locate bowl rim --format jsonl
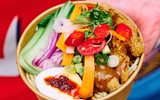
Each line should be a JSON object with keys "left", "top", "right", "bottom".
{"left": 16, "top": 1, "right": 144, "bottom": 100}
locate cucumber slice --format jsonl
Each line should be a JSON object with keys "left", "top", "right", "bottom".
{"left": 102, "top": 44, "right": 111, "bottom": 54}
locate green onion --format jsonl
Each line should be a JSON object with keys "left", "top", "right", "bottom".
{"left": 75, "top": 63, "right": 84, "bottom": 76}
{"left": 95, "top": 54, "right": 109, "bottom": 65}
{"left": 64, "top": 63, "right": 76, "bottom": 74}
{"left": 72, "top": 55, "right": 82, "bottom": 64}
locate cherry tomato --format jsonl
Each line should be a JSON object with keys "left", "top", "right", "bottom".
{"left": 77, "top": 38, "right": 106, "bottom": 55}
{"left": 94, "top": 24, "right": 111, "bottom": 38}
{"left": 87, "top": 6, "right": 94, "bottom": 10}
{"left": 115, "top": 23, "right": 132, "bottom": 40}
{"left": 65, "top": 31, "right": 84, "bottom": 47}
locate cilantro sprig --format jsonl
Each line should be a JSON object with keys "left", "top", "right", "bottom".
{"left": 72, "top": 3, "right": 114, "bottom": 40}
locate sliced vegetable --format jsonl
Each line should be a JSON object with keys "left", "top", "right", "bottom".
{"left": 65, "top": 31, "right": 84, "bottom": 47}
{"left": 79, "top": 55, "right": 95, "bottom": 98}
{"left": 77, "top": 38, "right": 106, "bottom": 55}
{"left": 19, "top": 1, "right": 74, "bottom": 75}
{"left": 72, "top": 55, "right": 82, "bottom": 64}
{"left": 75, "top": 63, "right": 84, "bottom": 76}
{"left": 95, "top": 54, "right": 109, "bottom": 65}
{"left": 102, "top": 44, "right": 111, "bottom": 54}
{"left": 32, "top": 31, "right": 61, "bottom": 67}
{"left": 111, "top": 30, "right": 126, "bottom": 41}
{"left": 75, "top": 28, "right": 89, "bottom": 32}
{"left": 64, "top": 63, "right": 76, "bottom": 74}
{"left": 107, "top": 55, "right": 119, "bottom": 68}
{"left": 94, "top": 24, "right": 110, "bottom": 38}
{"left": 38, "top": 13, "right": 54, "bottom": 27}
{"left": 61, "top": 53, "right": 74, "bottom": 66}
{"left": 115, "top": 23, "right": 132, "bottom": 40}
{"left": 87, "top": 6, "right": 94, "bottom": 10}
{"left": 56, "top": 33, "right": 66, "bottom": 52}
{"left": 57, "top": 3, "right": 84, "bottom": 66}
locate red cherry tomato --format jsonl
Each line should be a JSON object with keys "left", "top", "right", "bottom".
{"left": 77, "top": 38, "right": 106, "bottom": 55}
{"left": 94, "top": 24, "right": 111, "bottom": 38}
{"left": 115, "top": 23, "right": 132, "bottom": 40}
{"left": 87, "top": 6, "right": 94, "bottom": 10}
{"left": 65, "top": 31, "right": 84, "bottom": 47}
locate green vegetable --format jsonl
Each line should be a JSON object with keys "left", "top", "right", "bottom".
{"left": 102, "top": 44, "right": 111, "bottom": 54}
{"left": 38, "top": 13, "right": 55, "bottom": 27}
{"left": 72, "top": 55, "right": 82, "bottom": 64}
{"left": 75, "top": 63, "right": 84, "bottom": 76}
{"left": 19, "top": 1, "right": 74, "bottom": 75}
{"left": 72, "top": 3, "right": 114, "bottom": 30}
{"left": 94, "top": 53, "right": 101, "bottom": 58}
{"left": 64, "top": 63, "right": 76, "bottom": 74}
{"left": 19, "top": 26, "right": 45, "bottom": 74}
{"left": 83, "top": 30, "right": 95, "bottom": 41}
{"left": 95, "top": 54, "right": 109, "bottom": 65}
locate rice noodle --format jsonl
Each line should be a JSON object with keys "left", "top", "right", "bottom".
{"left": 129, "top": 57, "right": 140, "bottom": 75}
{"left": 26, "top": 73, "right": 37, "bottom": 89}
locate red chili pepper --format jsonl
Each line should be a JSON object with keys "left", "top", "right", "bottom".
{"left": 115, "top": 23, "right": 132, "bottom": 40}
{"left": 77, "top": 38, "right": 106, "bottom": 55}
{"left": 87, "top": 6, "right": 94, "bottom": 10}
{"left": 94, "top": 24, "right": 110, "bottom": 38}
{"left": 65, "top": 31, "right": 84, "bottom": 47}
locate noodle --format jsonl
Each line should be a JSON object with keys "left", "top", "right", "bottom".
{"left": 129, "top": 57, "right": 140, "bottom": 75}
{"left": 26, "top": 72, "right": 37, "bottom": 89}
{"left": 91, "top": 91, "right": 108, "bottom": 100}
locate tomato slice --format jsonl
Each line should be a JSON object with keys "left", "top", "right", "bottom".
{"left": 94, "top": 24, "right": 110, "bottom": 38}
{"left": 77, "top": 38, "right": 106, "bottom": 55}
{"left": 87, "top": 6, "right": 94, "bottom": 10}
{"left": 65, "top": 31, "right": 84, "bottom": 47}
{"left": 115, "top": 23, "right": 132, "bottom": 40}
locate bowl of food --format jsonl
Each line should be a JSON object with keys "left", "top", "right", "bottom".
{"left": 16, "top": 1, "right": 144, "bottom": 100}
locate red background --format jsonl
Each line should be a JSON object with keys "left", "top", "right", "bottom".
{"left": 0, "top": 0, "right": 77, "bottom": 100}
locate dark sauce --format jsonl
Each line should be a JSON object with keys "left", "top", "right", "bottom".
{"left": 44, "top": 75, "right": 80, "bottom": 99}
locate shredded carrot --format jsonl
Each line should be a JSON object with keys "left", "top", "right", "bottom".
{"left": 61, "top": 53, "right": 74, "bottom": 66}
{"left": 111, "top": 30, "right": 126, "bottom": 41}
{"left": 75, "top": 28, "right": 89, "bottom": 32}
{"left": 56, "top": 33, "right": 66, "bottom": 52}
{"left": 79, "top": 55, "right": 95, "bottom": 98}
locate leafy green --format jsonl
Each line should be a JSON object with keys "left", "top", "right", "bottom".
{"left": 72, "top": 3, "right": 114, "bottom": 30}
{"left": 38, "top": 13, "right": 55, "bottom": 27}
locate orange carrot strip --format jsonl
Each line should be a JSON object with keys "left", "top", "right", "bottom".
{"left": 61, "top": 53, "right": 74, "bottom": 66}
{"left": 79, "top": 55, "right": 95, "bottom": 98}
{"left": 75, "top": 28, "right": 89, "bottom": 32}
{"left": 111, "top": 30, "right": 126, "bottom": 41}
{"left": 56, "top": 33, "right": 66, "bottom": 52}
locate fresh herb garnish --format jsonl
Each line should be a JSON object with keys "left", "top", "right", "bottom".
{"left": 72, "top": 3, "right": 114, "bottom": 29}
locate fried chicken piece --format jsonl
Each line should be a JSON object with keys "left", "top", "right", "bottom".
{"left": 109, "top": 37, "right": 130, "bottom": 84}
{"left": 94, "top": 64, "right": 120, "bottom": 92}
{"left": 115, "top": 57, "right": 130, "bottom": 84}
{"left": 127, "top": 37, "right": 144, "bottom": 57}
